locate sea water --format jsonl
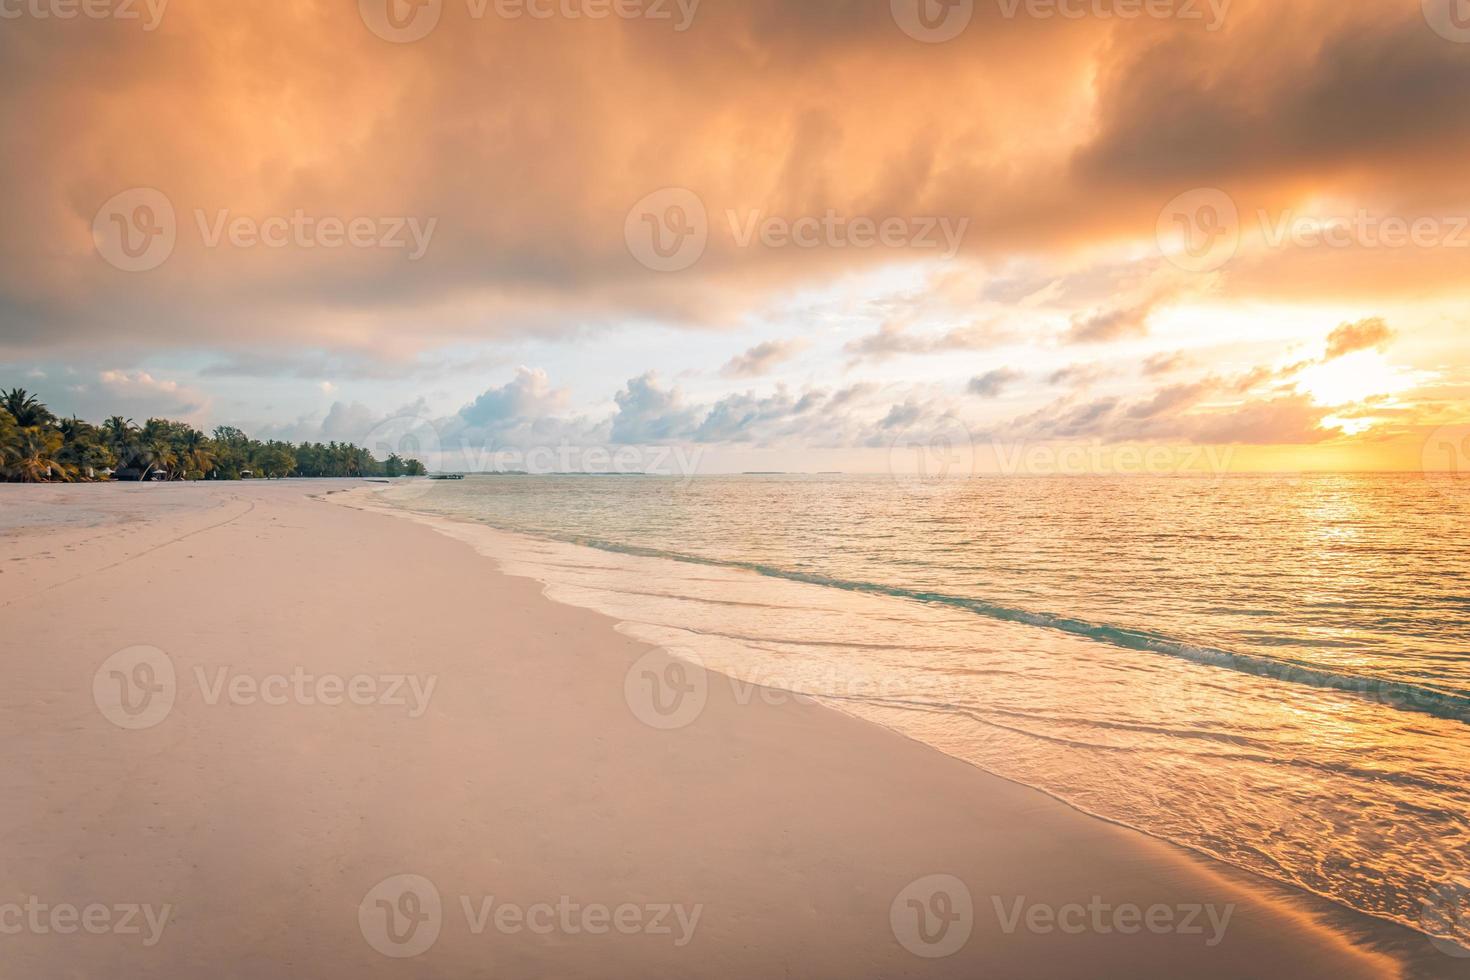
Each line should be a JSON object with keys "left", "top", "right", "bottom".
{"left": 379, "top": 472, "right": 1470, "bottom": 953}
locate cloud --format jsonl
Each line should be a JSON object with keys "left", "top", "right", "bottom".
{"left": 1143, "top": 352, "right": 1193, "bottom": 377}
{"left": 1325, "top": 317, "right": 1394, "bottom": 360}
{"left": 1123, "top": 381, "right": 1214, "bottom": 421}
{"left": 1074, "top": 9, "right": 1470, "bottom": 192}
{"left": 1187, "top": 394, "right": 1335, "bottom": 445}
{"left": 968, "top": 368, "right": 1022, "bottom": 398}
{"left": 1009, "top": 376, "right": 1337, "bottom": 446}
{"left": 609, "top": 373, "right": 703, "bottom": 444}
{"left": 597, "top": 371, "right": 968, "bottom": 449}
{"left": 844, "top": 318, "right": 1010, "bottom": 362}
{"left": 459, "top": 367, "right": 568, "bottom": 429}
{"left": 316, "top": 402, "right": 381, "bottom": 443}
{"left": 1049, "top": 364, "right": 1106, "bottom": 387}
{"left": 879, "top": 399, "right": 925, "bottom": 430}
{"left": 1067, "top": 301, "right": 1155, "bottom": 344}
{"left": 1, "top": 0, "right": 1461, "bottom": 468}
{"left": 82, "top": 370, "right": 210, "bottom": 422}
{"left": 1, "top": 0, "right": 1463, "bottom": 366}
{"left": 0, "top": 367, "right": 211, "bottom": 428}
{"left": 720, "top": 339, "right": 808, "bottom": 378}
{"left": 695, "top": 386, "right": 810, "bottom": 442}
{"left": 200, "top": 349, "right": 509, "bottom": 382}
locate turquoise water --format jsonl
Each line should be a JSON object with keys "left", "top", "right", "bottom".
{"left": 381, "top": 473, "right": 1470, "bottom": 954}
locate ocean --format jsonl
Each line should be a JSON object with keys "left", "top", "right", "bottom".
{"left": 376, "top": 472, "right": 1470, "bottom": 953}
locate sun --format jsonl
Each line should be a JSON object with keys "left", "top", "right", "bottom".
{"left": 1293, "top": 350, "right": 1414, "bottom": 408}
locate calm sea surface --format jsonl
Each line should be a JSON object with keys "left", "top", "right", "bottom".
{"left": 380, "top": 473, "right": 1470, "bottom": 951}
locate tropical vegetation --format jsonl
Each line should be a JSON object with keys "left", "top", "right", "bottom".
{"left": 0, "top": 388, "right": 426, "bottom": 483}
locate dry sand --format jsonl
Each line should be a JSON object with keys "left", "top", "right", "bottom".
{"left": 0, "top": 481, "right": 1441, "bottom": 977}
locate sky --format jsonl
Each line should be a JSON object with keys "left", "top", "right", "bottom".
{"left": 2, "top": 0, "right": 1468, "bottom": 474}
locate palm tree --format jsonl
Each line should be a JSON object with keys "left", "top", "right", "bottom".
{"left": 178, "top": 429, "right": 216, "bottom": 480}
{"left": 57, "top": 417, "right": 115, "bottom": 480}
{"left": 0, "top": 408, "right": 18, "bottom": 474}
{"left": 139, "top": 439, "right": 177, "bottom": 481}
{"left": 1, "top": 388, "right": 56, "bottom": 428}
{"left": 10, "top": 426, "right": 74, "bottom": 483}
{"left": 101, "top": 416, "right": 137, "bottom": 459}
{"left": 0, "top": 387, "right": 418, "bottom": 482}
{"left": 132, "top": 419, "right": 174, "bottom": 480}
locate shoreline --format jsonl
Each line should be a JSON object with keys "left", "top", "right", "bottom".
{"left": 0, "top": 480, "right": 1449, "bottom": 977}
{"left": 338, "top": 483, "right": 1450, "bottom": 977}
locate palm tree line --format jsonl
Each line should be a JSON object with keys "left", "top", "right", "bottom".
{"left": 0, "top": 388, "right": 426, "bottom": 483}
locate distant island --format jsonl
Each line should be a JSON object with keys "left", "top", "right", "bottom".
{"left": 0, "top": 388, "right": 426, "bottom": 483}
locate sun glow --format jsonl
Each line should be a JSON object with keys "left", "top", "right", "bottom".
{"left": 1293, "top": 350, "right": 1414, "bottom": 407}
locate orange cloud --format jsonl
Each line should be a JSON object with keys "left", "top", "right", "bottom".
{"left": 0, "top": 0, "right": 1465, "bottom": 367}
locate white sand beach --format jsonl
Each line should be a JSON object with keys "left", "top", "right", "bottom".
{"left": 0, "top": 481, "right": 1436, "bottom": 978}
